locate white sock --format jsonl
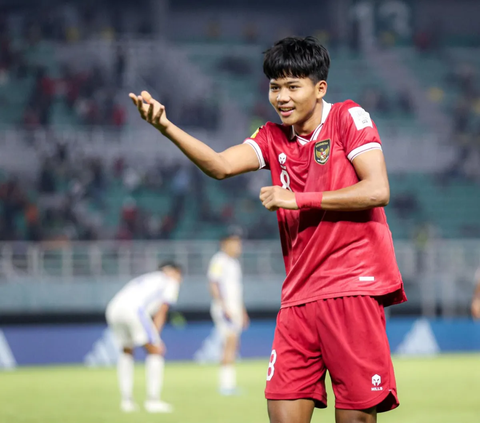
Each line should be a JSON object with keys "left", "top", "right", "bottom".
{"left": 220, "top": 364, "right": 236, "bottom": 391}
{"left": 146, "top": 354, "right": 164, "bottom": 401}
{"left": 117, "top": 353, "right": 134, "bottom": 402}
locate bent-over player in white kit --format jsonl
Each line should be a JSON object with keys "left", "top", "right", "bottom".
{"left": 208, "top": 233, "right": 249, "bottom": 395}
{"left": 106, "top": 261, "right": 182, "bottom": 413}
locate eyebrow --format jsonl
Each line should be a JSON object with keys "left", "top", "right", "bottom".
{"left": 270, "top": 79, "right": 301, "bottom": 85}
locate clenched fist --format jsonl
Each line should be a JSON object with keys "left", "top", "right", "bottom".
{"left": 259, "top": 186, "right": 298, "bottom": 211}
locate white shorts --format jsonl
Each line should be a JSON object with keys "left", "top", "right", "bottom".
{"left": 106, "top": 302, "right": 160, "bottom": 348}
{"left": 210, "top": 303, "right": 243, "bottom": 339}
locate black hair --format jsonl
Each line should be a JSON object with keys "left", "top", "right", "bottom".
{"left": 263, "top": 36, "right": 330, "bottom": 84}
{"left": 220, "top": 225, "right": 244, "bottom": 242}
{"left": 158, "top": 261, "right": 183, "bottom": 273}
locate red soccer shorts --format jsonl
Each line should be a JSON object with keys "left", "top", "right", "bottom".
{"left": 265, "top": 296, "right": 399, "bottom": 412}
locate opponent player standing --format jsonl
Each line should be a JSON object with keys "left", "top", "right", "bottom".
{"left": 129, "top": 36, "right": 406, "bottom": 423}
{"left": 106, "top": 261, "right": 182, "bottom": 413}
{"left": 208, "top": 231, "right": 249, "bottom": 395}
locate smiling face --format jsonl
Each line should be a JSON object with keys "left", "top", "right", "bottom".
{"left": 269, "top": 76, "right": 327, "bottom": 135}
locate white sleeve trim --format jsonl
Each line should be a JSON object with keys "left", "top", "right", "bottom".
{"left": 347, "top": 142, "right": 382, "bottom": 162}
{"left": 244, "top": 139, "right": 266, "bottom": 169}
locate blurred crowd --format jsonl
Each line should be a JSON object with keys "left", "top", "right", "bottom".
{"left": 0, "top": 13, "right": 128, "bottom": 129}
{"left": 0, "top": 138, "right": 277, "bottom": 242}
{"left": 0, "top": 3, "right": 479, "bottom": 243}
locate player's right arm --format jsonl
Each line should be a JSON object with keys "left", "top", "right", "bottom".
{"left": 471, "top": 269, "right": 480, "bottom": 319}
{"left": 153, "top": 303, "right": 169, "bottom": 333}
{"left": 209, "top": 281, "right": 232, "bottom": 320}
{"left": 129, "top": 91, "right": 259, "bottom": 179}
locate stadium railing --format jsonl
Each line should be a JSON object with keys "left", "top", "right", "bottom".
{"left": 0, "top": 240, "right": 478, "bottom": 317}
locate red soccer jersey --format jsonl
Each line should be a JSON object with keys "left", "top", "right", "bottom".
{"left": 244, "top": 100, "right": 406, "bottom": 308}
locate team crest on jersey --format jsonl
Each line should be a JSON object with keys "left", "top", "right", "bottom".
{"left": 314, "top": 139, "right": 330, "bottom": 165}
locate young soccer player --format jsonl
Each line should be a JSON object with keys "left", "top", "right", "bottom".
{"left": 208, "top": 230, "right": 249, "bottom": 395}
{"left": 129, "top": 36, "right": 406, "bottom": 423}
{"left": 105, "top": 261, "right": 182, "bottom": 414}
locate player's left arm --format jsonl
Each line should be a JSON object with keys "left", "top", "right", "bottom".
{"left": 153, "top": 303, "right": 170, "bottom": 334}
{"left": 242, "top": 305, "right": 250, "bottom": 330}
{"left": 259, "top": 149, "right": 389, "bottom": 212}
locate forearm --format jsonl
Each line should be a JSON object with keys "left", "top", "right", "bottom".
{"left": 297, "top": 180, "right": 389, "bottom": 212}
{"left": 153, "top": 313, "right": 167, "bottom": 333}
{"left": 161, "top": 123, "right": 230, "bottom": 180}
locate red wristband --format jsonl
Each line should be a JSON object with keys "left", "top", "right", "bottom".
{"left": 295, "top": 192, "right": 323, "bottom": 209}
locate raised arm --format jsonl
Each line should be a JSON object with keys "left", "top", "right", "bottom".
{"left": 260, "top": 149, "right": 389, "bottom": 212}
{"left": 129, "top": 91, "right": 259, "bottom": 179}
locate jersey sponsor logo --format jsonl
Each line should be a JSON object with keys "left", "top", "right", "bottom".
{"left": 250, "top": 127, "right": 262, "bottom": 139}
{"left": 278, "top": 152, "right": 292, "bottom": 191}
{"left": 314, "top": 139, "right": 331, "bottom": 165}
{"left": 348, "top": 107, "right": 373, "bottom": 130}
{"left": 371, "top": 374, "right": 383, "bottom": 391}
{"left": 280, "top": 170, "right": 292, "bottom": 191}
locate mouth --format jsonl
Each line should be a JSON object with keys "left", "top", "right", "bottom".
{"left": 278, "top": 107, "right": 295, "bottom": 117}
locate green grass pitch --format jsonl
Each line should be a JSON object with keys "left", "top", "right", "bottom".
{"left": 1, "top": 355, "right": 479, "bottom": 423}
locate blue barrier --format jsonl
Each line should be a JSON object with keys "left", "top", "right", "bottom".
{"left": 0, "top": 318, "right": 479, "bottom": 367}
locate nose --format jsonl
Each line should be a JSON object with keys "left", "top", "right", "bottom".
{"left": 277, "top": 88, "right": 290, "bottom": 103}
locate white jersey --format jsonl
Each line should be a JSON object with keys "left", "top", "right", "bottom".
{"left": 208, "top": 251, "right": 243, "bottom": 311}
{"left": 108, "top": 271, "right": 179, "bottom": 316}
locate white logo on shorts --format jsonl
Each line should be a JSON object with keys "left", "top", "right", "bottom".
{"left": 371, "top": 374, "right": 383, "bottom": 391}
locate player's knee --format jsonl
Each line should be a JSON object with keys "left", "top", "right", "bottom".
{"left": 123, "top": 347, "right": 134, "bottom": 355}
{"left": 335, "top": 408, "right": 377, "bottom": 423}
{"left": 144, "top": 343, "right": 164, "bottom": 356}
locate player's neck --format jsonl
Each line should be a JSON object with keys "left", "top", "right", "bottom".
{"left": 293, "top": 102, "right": 324, "bottom": 137}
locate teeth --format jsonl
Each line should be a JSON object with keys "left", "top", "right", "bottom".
{"left": 280, "top": 108, "right": 294, "bottom": 112}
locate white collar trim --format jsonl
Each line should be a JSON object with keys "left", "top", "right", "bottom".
{"left": 294, "top": 100, "right": 332, "bottom": 145}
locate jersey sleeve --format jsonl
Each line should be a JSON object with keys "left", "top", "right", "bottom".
{"left": 163, "top": 281, "right": 179, "bottom": 305}
{"left": 340, "top": 101, "right": 383, "bottom": 162}
{"left": 243, "top": 125, "right": 270, "bottom": 169}
{"left": 207, "top": 256, "right": 223, "bottom": 283}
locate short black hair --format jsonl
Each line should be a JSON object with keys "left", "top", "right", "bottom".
{"left": 220, "top": 225, "right": 243, "bottom": 242}
{"left": 263, "top": 36, "right": 330, "bottom": 84}
{"left": 158, "top": 261, "right": 183, "bottom": 273}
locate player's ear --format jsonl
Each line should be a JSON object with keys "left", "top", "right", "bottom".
{"left": 316, "top": 80, "right": 327, "bottom": 100}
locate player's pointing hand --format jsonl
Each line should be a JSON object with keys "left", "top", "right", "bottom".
{"left": 259, "top": 186, "right": 298, "bottom": 211}
{"left": 128, "top": 91, "right": 170, "bottom": 133}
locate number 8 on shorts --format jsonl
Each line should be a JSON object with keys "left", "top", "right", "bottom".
{"left": 266, "top": 349, "right": 277, "bottom": 381}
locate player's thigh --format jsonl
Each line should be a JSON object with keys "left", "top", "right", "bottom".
{"left": 318, "top": 296, "right": 399, "bottom": 412}
{"left": 265, "top": 304, "right": 327, "bottom": 408}
{"left": 108, "top": 321, "right": 134, "bottom": 348}
{"left": 268, "top": 399, "right": 315, "bottom": 423}
{"left": 106, "top": 307, "right": 135, "bottom": 349}
{"left": 129, "top": 308, "right": 161, "bottom": 347}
